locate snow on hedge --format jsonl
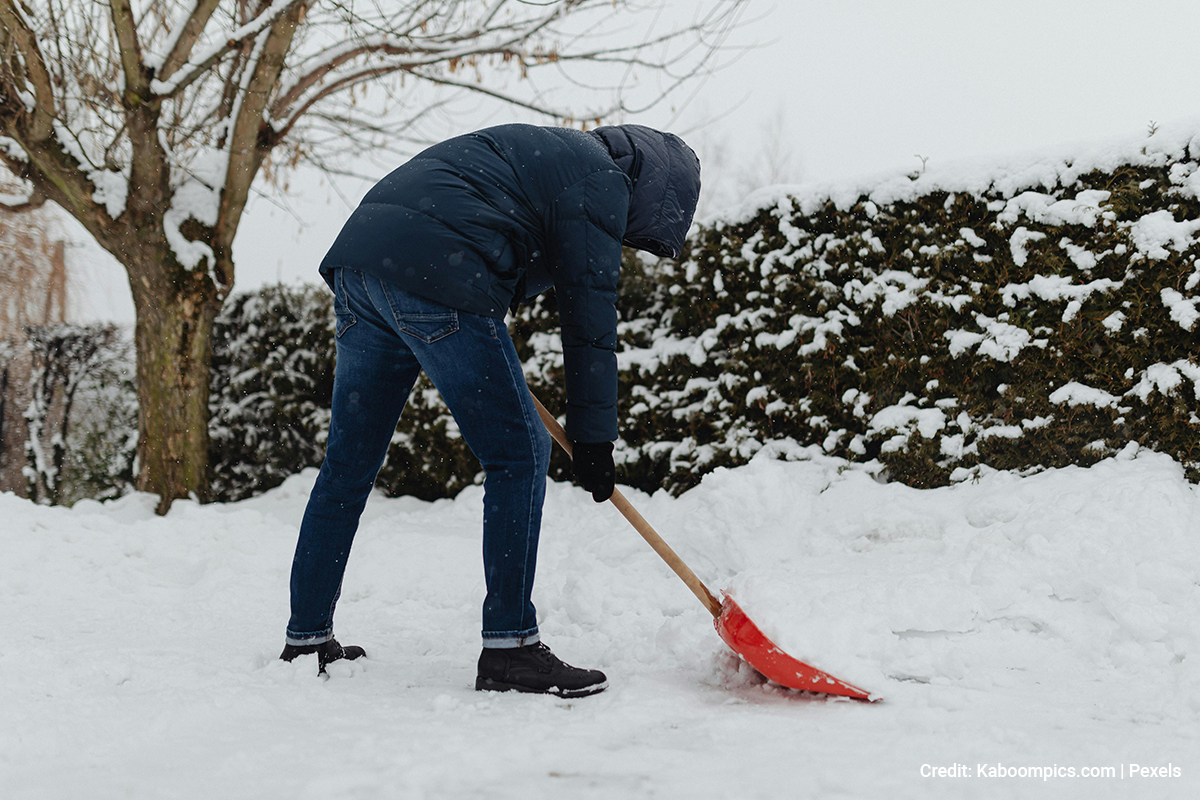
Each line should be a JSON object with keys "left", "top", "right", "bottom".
{"left": 707, "top": 118, "right": 1200, "bottom": 228}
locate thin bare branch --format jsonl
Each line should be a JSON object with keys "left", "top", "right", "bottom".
{"left": 406, "top": 67, "right": 619, "bottom": 123}
{"left": 157, "top": 0, "right": 222, "bottom": 83}
{"left": 273, "top": 63, "right": 406, "bottom": 141}
{"left": 271, "top": 34, "right": 554, "bottom": 122}
{"left": 152, "top": 0, "right": 307, "bottom": 99}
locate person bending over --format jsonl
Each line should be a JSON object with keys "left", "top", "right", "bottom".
{"left": 280, "top": 123, "right": 701, "bottom": 697}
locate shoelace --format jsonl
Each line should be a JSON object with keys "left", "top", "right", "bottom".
{"left": 526, "top": 643, "right": 586, "bottom": 674}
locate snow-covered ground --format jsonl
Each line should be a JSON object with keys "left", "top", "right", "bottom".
{"left": 5, "top": 446, "right": 1199, "bottom": 799}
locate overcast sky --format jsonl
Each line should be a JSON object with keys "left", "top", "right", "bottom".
{"left": 71, "top": 0, "right": 1200, "bottom": 322}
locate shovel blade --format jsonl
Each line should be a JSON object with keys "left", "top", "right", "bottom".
{"left": 715, "top": 596, "right": 875, "bottom": 701}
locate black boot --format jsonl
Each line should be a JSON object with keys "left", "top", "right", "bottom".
{"left": 476, "top": 641, "right": 607, "bottom": 697}
{"left": 279, "top": 638, "right": 366, "bottom": 674}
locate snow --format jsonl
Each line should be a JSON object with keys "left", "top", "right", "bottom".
{"left": 90, "top": 168, "right": 129, "bottom": 220}
{"left": 1049, "top": 382, "right": 1121, "bottom": 410}
{"left": 1130, "top": 361, "right": 1200, "bottom": 403}
{"left": 1161, "top": 287, "right": 1200, "bottom": 332}
{"left": 5, "top": 448, "right": 1199, "bottom": 798}
{"left": 1102, "top": 310, "right": 1127, "bottom": 332}
{"left": 701, "top": 116, "right": 1200, "bottom": 230}
{"left": 868, "top": 403, "right": 947, "bottom": 453}
{"left": 1000, "top": 274, "right": 1122, "bottom": 317}
{"left": 615, "top": 332, "right": 704, "bottom": 372}
{"left": 163, "top": 152, "right": 224, "bottom": 272}
{"left": 959, "top": 227, "right": 987, "bottom": 248}
{"left": 945, "top": 314, "right": 1042, "bottom": 363}
{"left": 994, "top": 190, "right": 1111, "bottom": 229}
{"left": 847, "top": 270, "right": 929, "bottom": 316}
{"left": 1129, "top": 211, "right": 1200, "bottom": 261}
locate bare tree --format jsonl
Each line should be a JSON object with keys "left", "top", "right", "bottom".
{"left": 0, "top": 0, "right": 746, "bottom": 513}
{"left": 0, "top": 194, "right": 67, "bottom": 495}
{"left": 0, "top": 204, "right": 66, "bottom": 342}
{"left": 22, "top": 322, "right": 125, "bottom": 505}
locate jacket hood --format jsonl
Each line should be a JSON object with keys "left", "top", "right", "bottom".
{"left": 587, "top": 124, "right": 700, "bottom": 259}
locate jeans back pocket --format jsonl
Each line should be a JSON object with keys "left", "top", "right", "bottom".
{"left": 333, "top": 269, "right": 358, "bottom": 339}
{"left": 382, "top": 281, "right": 461, "bottom": 344}
{"left": 396, "top": 311, "right": 459, "bottom": 344}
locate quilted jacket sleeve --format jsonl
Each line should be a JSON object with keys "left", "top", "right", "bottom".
{"left": 546, "top": 169, "right": 631, "bottom": 443}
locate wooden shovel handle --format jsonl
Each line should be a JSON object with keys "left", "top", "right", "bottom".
{"left": 530, "top": 392, "right": 723, "bottom": 619}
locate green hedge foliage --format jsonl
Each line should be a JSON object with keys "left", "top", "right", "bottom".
{"left": 207, "top": 284, "right": 486, "bottom": 502}
{"left": 209, "top": 285, "right": 337, "bottom": 501}
{"left": 590, "top": 134, "right": 1200, "bottom": 492}
{"left": 210, "top": 128, "right": 1200, "bottom": 500}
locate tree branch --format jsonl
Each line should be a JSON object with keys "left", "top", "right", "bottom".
{"left": 0, "top": 182, "right": 45, "bottom": 211}
{"left": 0, "top": 120, "right": 112, "bottom": 244}
{"left": 0, "top": 0, "right": 57, "bottom": 140}
{"left": 268, "top": 0, "right": 581, "bottom": 122}
{"left": 271, "top": 31, "right": 557, "bottom": 123}
{"left": 403, "top": 67, "right": 617, "bottom": 123}
{"left": 272, "top": 62, "right": 410, "bottom": 141}
{"left": 157, "top": 0, "right": 222, "bottom": 83}
{"left": 213, "top": 0, "right": 309, "bottom": 288}
{"left": 107, "top": 0, "right": 147, "bottom": 97}
{"left": 151, "top": 0, "right": 307, "bottom": 99}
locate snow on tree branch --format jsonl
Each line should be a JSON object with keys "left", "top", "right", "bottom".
{"left": 0, "top": 0, "right": 747, "bottom": 510}
{"left": 149, "top": 0, "right": 305, "bottom": 98}
{"left": 152, "top": 0, "right": 222, "bottom": 81}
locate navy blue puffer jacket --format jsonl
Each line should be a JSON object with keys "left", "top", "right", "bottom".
{"left": 319, "top": 123, "right": 700, "bottom": 442}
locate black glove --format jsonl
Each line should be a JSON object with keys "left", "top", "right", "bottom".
{"left": 571, "top": 441, "right": 615, "bottom": 503}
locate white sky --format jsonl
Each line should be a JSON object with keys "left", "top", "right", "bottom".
{"left": 71, "top": 0, "right": 1200, "bottom": 322}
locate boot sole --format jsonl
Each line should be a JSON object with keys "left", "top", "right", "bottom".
{"left": 475, "top": 676, "right": 608, "bottom": 698}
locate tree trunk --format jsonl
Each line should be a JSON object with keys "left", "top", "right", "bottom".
{"left": 128, "top": 250, "right": 220, "bottom": 514}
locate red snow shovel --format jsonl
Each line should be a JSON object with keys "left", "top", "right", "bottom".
{"left": 531, "top": 394, "right": 874, "bottom": 701}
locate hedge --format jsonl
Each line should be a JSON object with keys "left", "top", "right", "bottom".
{"left": 592, "top": 126, "right": 1200, "bottom": 492}
{"left": 210, "top": 123, "right": 1200, "bottom": 500}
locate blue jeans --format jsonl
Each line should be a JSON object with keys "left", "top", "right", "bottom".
{"left": 286, "top": 268, "right": 551, "bottom": 648}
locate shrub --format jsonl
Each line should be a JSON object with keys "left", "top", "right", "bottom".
{"left": 209, "top": 284, "right": 337, "bottom": 502}
{"left": 21, "top": 323, "right": 135, "bottom": 505}
{"left": 207, "top": 283, "right": 491, "bottom": 503}
{"left": 212, "top": 124, "right": 1200, "bottom": 501}
{"left": 599, "top": 127, "right": 1200, "bottom": 492}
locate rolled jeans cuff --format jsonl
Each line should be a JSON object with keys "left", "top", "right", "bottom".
{"left": 481, "top": 629, "right": 540, "bottom": 649}
{"left": 285, "top": 628, "right": 334, "bottom": 647}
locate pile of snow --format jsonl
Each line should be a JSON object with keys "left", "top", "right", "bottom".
{"left": 5, "top": 448, "right": 1199, "bottom": 798}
